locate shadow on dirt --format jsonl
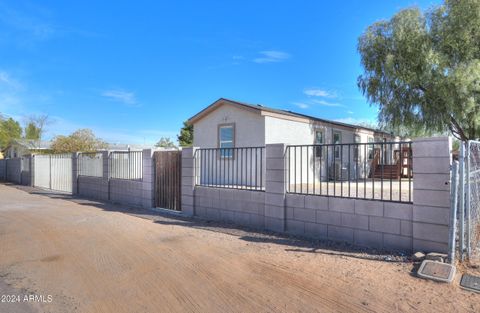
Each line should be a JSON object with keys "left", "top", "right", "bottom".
{"left": 12, "top": 184, "right": 410, "bottom": 263}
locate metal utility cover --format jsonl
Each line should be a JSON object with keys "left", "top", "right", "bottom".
{"left": 460, "top": 274, "right": 480, "bottom": 293}
{"left": 417, "top": 260, "right": 456, "bottom": 283}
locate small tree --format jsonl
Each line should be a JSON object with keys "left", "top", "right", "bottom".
{"left": 155, "top": 137, "right": 177, "bottom": 148}
{"left": 24, "top": 122, "right": 41, "bottom": 140}
{"left": 177, "top": 121, "right": 193, "bottom": 147}
{"left": 358, "top": 0, "right": 480, "bottom": 141}
{"left": 50, "top": 129, "right": 108, "bottom": 153}
{"left": 23, "top": 115, "right": 51, "bottom": 140}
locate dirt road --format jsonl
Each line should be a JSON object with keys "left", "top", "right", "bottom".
{"left": 0, "top": 184, "right": 477, "bottom": 312}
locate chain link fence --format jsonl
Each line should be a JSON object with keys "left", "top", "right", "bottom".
{"left": 467, "top": 140, "right": 480, "bottom": 262}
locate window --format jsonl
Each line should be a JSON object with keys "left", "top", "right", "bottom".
{"left": 353, "top": 135, "right": 361, "bottom": 160}
{"left": 333, "top": 131, "right": 342, "bottom": 159}
{"left": 218, "top": 124, "right": 234, "bottom": 158}
{"left": 314, "top": 130, "right": 324, "bottom": 158}
{"left": 367, "top": 137, "right": 374, "bottom": 160}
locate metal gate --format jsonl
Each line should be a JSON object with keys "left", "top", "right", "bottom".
{"left": 154, "top": 150, "right": 181, "bottom": 211}
{"left": 33, "top": 154, "right": 73, "bottom": 193}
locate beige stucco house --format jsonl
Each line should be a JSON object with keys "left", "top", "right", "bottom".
{"left": 188, "top": 98, "right": 403, "bottom": 186}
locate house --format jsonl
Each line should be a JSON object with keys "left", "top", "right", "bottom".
{"left": 188, "top": 98, "right": 407, "bottom": 186}
{"left": 3, "top": 139, "right": 53, "bottom": 158}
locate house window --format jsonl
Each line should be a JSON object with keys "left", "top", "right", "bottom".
{"left": 314, "top": 130, "right": 324, "bottom": 158}
{"left": 218, "top": 124, "right": 234, "bottom": 158}
{"left": 367, "top": 137, "right": 374, "bottom": 160}
{"left": 353, "top": 135, "right": 361, "bottom": 160}
{"left": 333, "top": 131, "right": 342, "bottom": 159}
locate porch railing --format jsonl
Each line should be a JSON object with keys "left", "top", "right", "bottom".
{"left": 285, "top": 141, "right": 412, "bottom": 202}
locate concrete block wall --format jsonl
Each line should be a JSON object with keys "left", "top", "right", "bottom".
{"left": 0, "top": 159, "right": 6, "bottom": 181}
{"left": 78, "top": 176, "right": 109, "bottom": 201}
{"left": 412, "top": 136, "right": 452, "bottom": 253}
{"left": 76, "top": 151, "right": 109, "bottom": 201}
{"left": 183, "top": 137, "right": 453, "bottom": 253}
{"left": 106, "top": 149, "right": 154, "bottom": 208}
{"left": 264, "top": 144, "right": 287, "bottom": 232}
{"left": 285, "top": 194, "right": 414, "bottom": 250}
{"left": 6, "top": 158, "right": 21, "bottom": 184}
{"left": 194, "top": 186, "right": 265, "bottom": 228}
{"left": 181, "top": 147, "right": 196, "bottom": 216}
{"left": 73, "top": 150, "right": 154, "bottom": 208}
{"left": 22, "top": 156, "right": 34, "bottom": 186}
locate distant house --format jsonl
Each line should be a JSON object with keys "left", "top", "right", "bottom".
{"left": 3, "top": 139, "right": 53, "bottom": 158}
{"left": 189, "top": 98, "right": 405, "bottom": 186}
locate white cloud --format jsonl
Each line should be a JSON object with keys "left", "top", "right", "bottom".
{"left": 0, "top": 70, "right": 22, "bottom": 90}
{"left": 102, "top": 89, "right": 137, "bottom": 106}
{"left": 253, "top": 50, "right": 290, "bottom": 63}
{"left": 293, "top": 102, "right": 309, "bottom": 109}
{"left": 303, "top": 88, "right": 336, "bottom": 98}
{"left": 312, "top": 99, "right": 344, "bottom": 107}
{"left": 347, "top": 110, "right": 354, "bottom": 114}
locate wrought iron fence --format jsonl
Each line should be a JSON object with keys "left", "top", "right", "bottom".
{"left": 286, "top": 141, "right": 413, "bottom": 202}
{"left": 194, "top": 147, "right": 265, "bottom": 190}
{"left": 78, "top": 152, "right": 103, "bottom": 177}
{"left": 109, "top": 151, "right": 143, "bottom": 180}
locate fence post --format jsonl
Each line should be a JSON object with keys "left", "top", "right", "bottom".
{"left": 71, "top": 152, "right": 79, "bottom": 195}
{"left": 102, "top": 151, "right": 110, "bottom": 200}
{"left": 412, "top": 136, "right": 452, "bottom": 253}
{"left": 181, "top": 147, "right": 196, "bottom": 216}
{"left": 29, "top": 155, "right": 34, "bottom": 186}
{"left": 459, "top": 143, "right": 465, "bottom": 261}
{"left": 264, "top": 143, "right": 286, "bottom": 232}
{"left": 466, "top": 141, "right": 472, "bottom": 259}
{"left": 141, "top": 149, "right": 154, "bottom": 208}
{"left": 448, "top": 160, "right": 459, "bottom": 263}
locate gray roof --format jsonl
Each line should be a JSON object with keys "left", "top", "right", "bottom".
{"left": 11, "top": 139, "right": 52, "bottom": 149}
{"left": 189, "top": 98, "right": 392, "bottom": 135}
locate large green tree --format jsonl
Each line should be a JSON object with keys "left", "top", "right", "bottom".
{"left": 358, "top": 0, "right": 480, "bottom": 141}
{"left": 177, "top": 121, "right": 193, "bottom": 147}
{"left": 50, "top": 129, "right": 108, "bottom": 153}
{"left": 0, "top": 117, "right": 22, "bottom": 148}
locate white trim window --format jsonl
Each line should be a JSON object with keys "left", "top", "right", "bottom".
{"left": 219, "top": 124, "right": 234, "bottom": 158}
{"left": 367, "top": 136, "right": 374, "bottom": 160}
{"left": 314, "top": 130, "right": 324, "bottom": 158}
{"left": 333, "top": 131, "right": 342, "bottom": 159}
{"left": 354, "top": 134, "right": 361, "bottom": 161}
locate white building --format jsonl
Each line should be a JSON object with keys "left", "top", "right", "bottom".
{"left": 189, "top": 98, "right": 405, "bottom": 187}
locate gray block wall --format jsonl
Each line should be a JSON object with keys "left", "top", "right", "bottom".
{"left": 6, "top": 158, "right": 21, "bottom": 184}
{"left": 0, "top": 160, "right": 6, "bottom": 181}
{"left": 412, "top": 136, "right": 452, "bottom": 253}
{"left": 194, "top": 186, "right": 265, "bottom": 228}
{"left": 285, "top": 194, "right": 413, "bottom": 250}
{"left": 183, "top": 138, "right": 453, "bottom": 253}
{"left": 102, "top": 149, "right": 154, "bottom": 208}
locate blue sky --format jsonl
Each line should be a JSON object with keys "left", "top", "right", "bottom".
{"left": 0, "top": 0, "right": 440, "bottom": 145}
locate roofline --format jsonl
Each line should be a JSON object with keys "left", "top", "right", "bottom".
{"left": 188, "top": 98, "right": 393, "bottom": 136}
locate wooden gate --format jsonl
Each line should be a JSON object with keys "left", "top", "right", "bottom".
{"left": 154, "top": 150, "right": 182, "bottom": 211}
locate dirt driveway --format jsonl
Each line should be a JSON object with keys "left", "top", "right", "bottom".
{"left": 0, "top": 184, "right": 477, "bottom": 313}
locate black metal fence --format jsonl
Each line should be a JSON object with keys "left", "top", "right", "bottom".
{"left": 194, "top": 147, "right": 265, "bottom": 190}
{"left": 286, "top": 141, "right": 412, "bottom": 202}
{"left": 78, "top": 152, "right": 103, "bottom": 177}
{"left": 109, "top": 151, "right": 143, "bottom": 180}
